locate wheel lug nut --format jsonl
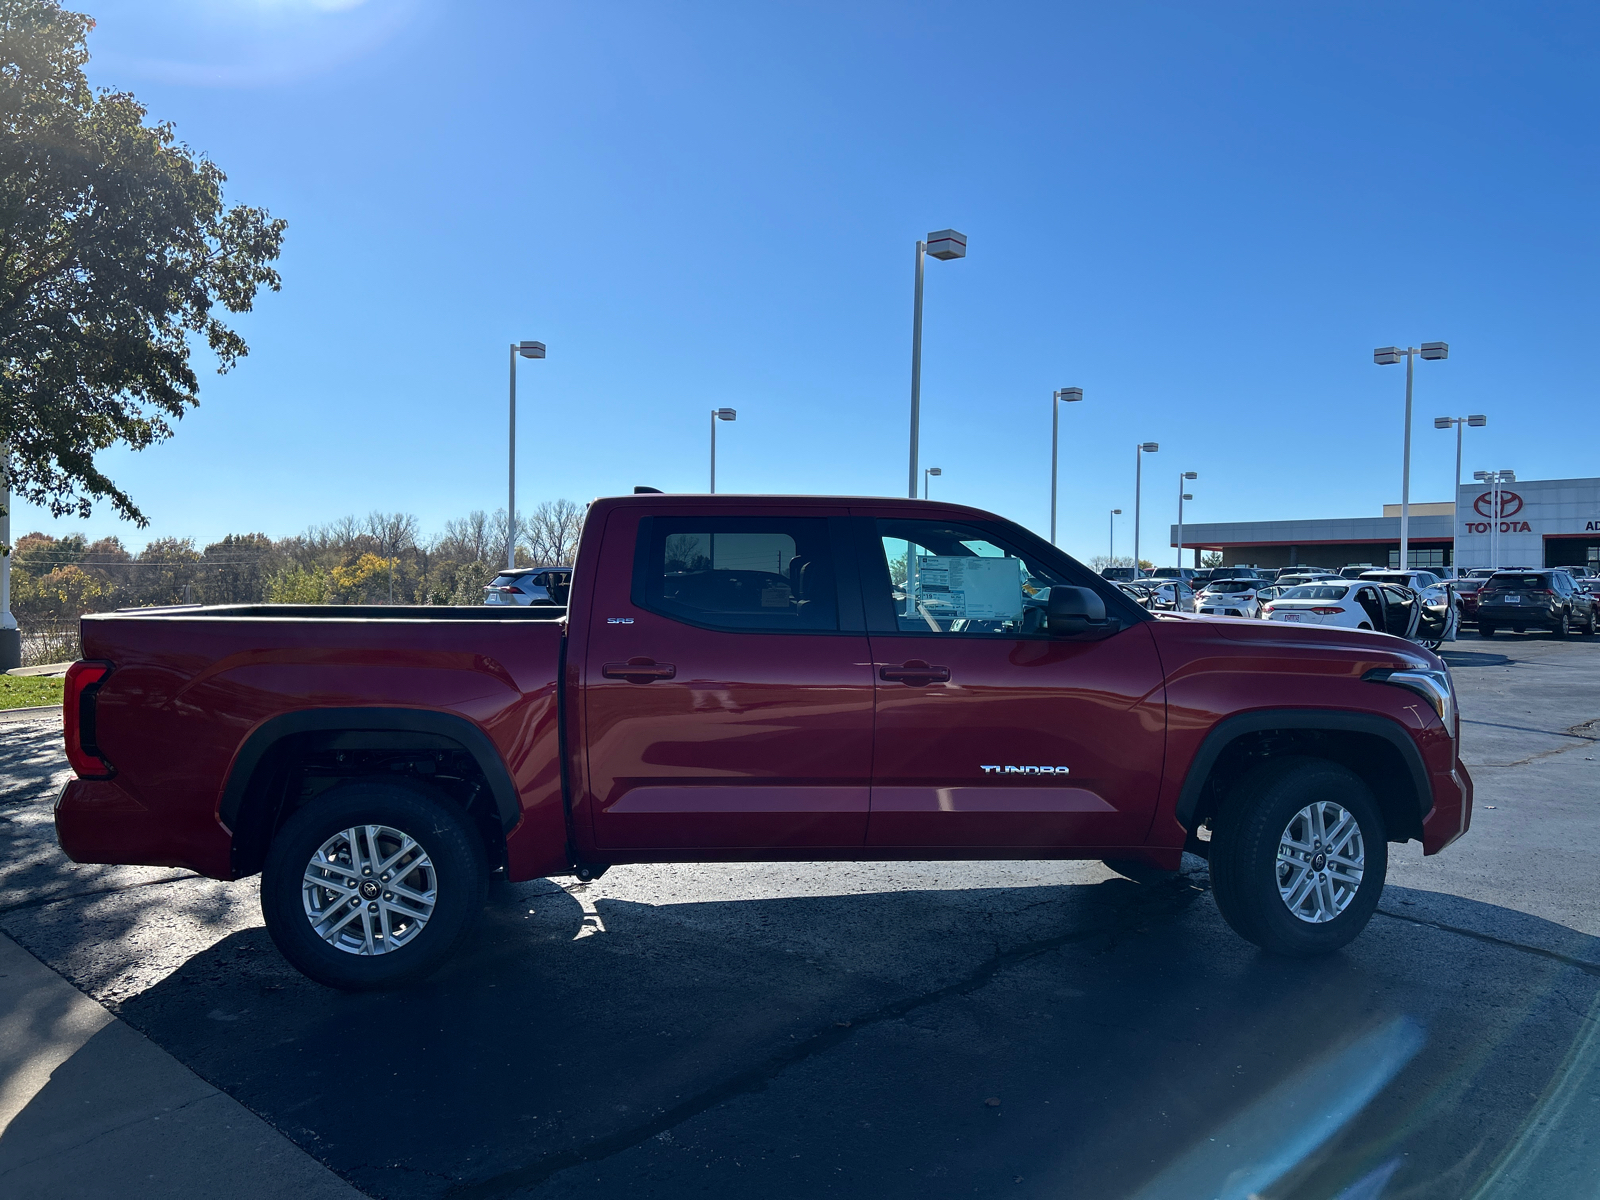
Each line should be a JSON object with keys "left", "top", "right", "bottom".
{"left": 350, "top": 898, "right": 360, "bottom": 907}
{"left": 384, "top": 892, "right": 393, "bottom": 901}
{"left": 368, "top": 903, "right": 379, "bottom": 913}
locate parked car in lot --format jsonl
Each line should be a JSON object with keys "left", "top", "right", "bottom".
{"left": 1340, "top": 565, "right": 1379, "bottom": 579}
{"left": 1194, "top": 576, "right": 1273, "bottom": 618}
{"left": 56, "top": 493, "right": 1472, "bottom": 990}
{"left": 1150, "top": 567, "right": 1202, "bottom": 584}
{"left": 1276, "top": 565, "right": 1331, "bottom": 579}
{"left": 1477, "top": 569, "right": 1597, "bottom": 637}
{"left": 1262, "top": 583, "right": 1381, "bottom": 630}
{"left": 1100, "top": 566, "right": 1149, "bottom": 582}
{"left": 483, "top": 566, "right": 572, "bottom": 606}
{"left": 1450, "top": 569, "right": 1497, "bottom": 624}
{"left": 1358, "top": 570, "right": 1450, "bottom": 605}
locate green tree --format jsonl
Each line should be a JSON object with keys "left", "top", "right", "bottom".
{"left": 0, "top": 0, "right": 285, "bottom": 525}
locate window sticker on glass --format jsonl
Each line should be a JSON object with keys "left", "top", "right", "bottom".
{"left": 908, "top": 555, "right": 1025, "bottom": 621}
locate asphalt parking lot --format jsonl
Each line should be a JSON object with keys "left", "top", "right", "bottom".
{"left": 2, "top": 629, "right": 1599, "bottom": 1199}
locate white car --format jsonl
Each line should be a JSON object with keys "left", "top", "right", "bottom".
{"left": 1261, "top": 582, "right": 1383, "bottom": 630}
{"left": 1193, "top": 577, "right": 1274, "bottom": 618}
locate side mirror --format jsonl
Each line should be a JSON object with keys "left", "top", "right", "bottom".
{"left": 1047, "top": 586, "right": 1112, "bottom": 638}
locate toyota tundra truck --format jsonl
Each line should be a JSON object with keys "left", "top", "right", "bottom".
{"left": 55, "top": 493, "right": 1472, "bottom": 990}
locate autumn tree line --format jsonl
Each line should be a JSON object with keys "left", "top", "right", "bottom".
{"left": 9, "top": 500, "right": 585, "bottom": 636}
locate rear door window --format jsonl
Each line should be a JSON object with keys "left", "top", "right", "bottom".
{"left": 634, "top": 517, "right": 839, "bottom": 631}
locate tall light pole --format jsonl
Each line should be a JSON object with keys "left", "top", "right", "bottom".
{"left": 908, "top": 229, "right": 967, "bottom": 498}
{"left": 1374, "top": 342, "right": 1448, "bottom": 570}
{"left": 1109, "top": 509, "right": 1122, "bottom": 563}
{"left": 1133, "top": 442, "right": 1158, "bottom": 575}
{"left": 1176, "top": 471, "right": 1198, "bottom": 569}
{"left": 0, "top": 449, "right": 16, "bottom": 671}
{"left": 1435, "top": 414, "right": 1487, "bottom": 572}
{"left": 923, "top": 466, "right": 941, "bottom": 499}
{"left": 1474, "top": 469, "right": 1515, "bottom": 571}
{"left": 507, "top": 340, "right": 546, "bottom": 569}
{"left": 710, "top": 408, "right": 737, "bottom": 492}
{"left": 1049, "top": 387, "right": 1084, "bottom": 545}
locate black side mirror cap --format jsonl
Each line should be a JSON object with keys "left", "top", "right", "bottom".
{"left": 1047, "top": 585, "right": 1115, "bottom": 638}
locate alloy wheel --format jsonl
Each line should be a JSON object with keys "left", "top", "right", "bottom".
{"left": 302, "top": 824, "right": 437, "bottom": 955}
{"left": 1276, "top": 801, "right": 1364, "bottom": 923}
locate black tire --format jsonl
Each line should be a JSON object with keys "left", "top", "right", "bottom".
{"left": 1553, "top": 612, "right": 1570, "bottom": 639}
{"left": 261, "top": 780, "right": 489, "bottom": 991}
{"left": 1479, "top": 624, "right": 1496, "bottom": 637}
{"left": 1586, "top": 609, "right": 1598, "bottom": 636}
{"left": 1208, "top": 757, "right": 1387, "bottom": 957}
{"left": 1357, "top": 622, "right": 1373, "bottom": 631}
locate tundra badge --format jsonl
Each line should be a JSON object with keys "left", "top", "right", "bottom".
{"left": 981, "top": 765, "right": 1070, "bottom": 776}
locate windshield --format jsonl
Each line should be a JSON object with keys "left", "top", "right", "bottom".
{"left": 1282, "top": 585, "right": 1350, "bottom": 600}
{"left": 1487, "top": 574, "right": 1550, "bottom": 590}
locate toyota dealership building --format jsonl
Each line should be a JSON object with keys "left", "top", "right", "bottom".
{"left": 1172, "top": 475, "right": 1600, "bottom": 573}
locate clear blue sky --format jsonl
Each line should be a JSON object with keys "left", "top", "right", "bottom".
{"left": 18, "top": 0, "right": 1598, "bottom": 565}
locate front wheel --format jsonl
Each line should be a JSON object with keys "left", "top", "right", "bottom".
{"left": 1479, "top": 624, "right": 1496, "bottom": 637}
{"left": 262, "top": 780, "right": 489, "bottom": 991}
{"left": 1208, "top": 757, "right": 1387, "bottom": 957}
{"left": 1586, "top": 609, "right": 1598, "bottom": 636}
{"left": 1553, "top": 612, "right": 1571, "bottom": 639}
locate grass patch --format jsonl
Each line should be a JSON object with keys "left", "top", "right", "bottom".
{"left": 0, "top": 675, "right": 64, "bottom": 710}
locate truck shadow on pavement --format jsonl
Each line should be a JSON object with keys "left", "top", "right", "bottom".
{"left": 7, "top": 869, "right": 1595, "bottom": 1200}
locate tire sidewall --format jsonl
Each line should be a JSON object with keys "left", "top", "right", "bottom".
{"left": 261, "top": 781, "right": 488, "bottom": 991}
{"left": 1210, "top": 757, "right": 1387, "bottom": 957}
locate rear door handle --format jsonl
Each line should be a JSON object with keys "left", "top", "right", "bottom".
{"left": 879, "top": 660, "right": 950, "bottom": 686}
{"left": 602, "top": 658, "right": 677, "bottom": 682}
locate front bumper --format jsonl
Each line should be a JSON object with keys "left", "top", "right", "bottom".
{"left": 1421, "top": 757, "right": 1473, "bottom": 855}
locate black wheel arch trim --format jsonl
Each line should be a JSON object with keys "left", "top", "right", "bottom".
{"left": 218, "top": 707, "right": 523, "bottom": 837}
{"left": 1174, "top": 709, "right": 1432, "bottom": 832}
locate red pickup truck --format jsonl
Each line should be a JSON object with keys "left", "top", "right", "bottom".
{"left": 56, "top": 494, "right": 1472, "bottom": 990}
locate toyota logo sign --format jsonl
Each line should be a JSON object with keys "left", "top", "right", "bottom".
{"left": 1473, "top": 490, "right": 1523, "bottom": 518}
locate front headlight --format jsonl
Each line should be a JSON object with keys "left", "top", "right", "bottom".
{"left": 1367, "top": 666, "right": 1456, "bottom": 736}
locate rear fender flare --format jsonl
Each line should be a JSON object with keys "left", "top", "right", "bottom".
{"left": 219, "top": 707, "right": 522, "bottom": 838}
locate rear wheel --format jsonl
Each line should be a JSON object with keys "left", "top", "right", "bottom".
{"left": 1208, "top": 757, "right": 1387, "bottom": 957}
{"left": 1553, "top": 612, "right": 1571, "bottom": 639}
{"left": 1479, "top": 624, "right": 1496, "bottom": 637}
{"left": 1586, "top": 609, "right": 1598, "bottom": 636}
{"left": 262, "top": 780, "right": 488, "bottom": 991}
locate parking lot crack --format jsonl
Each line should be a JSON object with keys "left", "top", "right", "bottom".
{"left": 442, "top": 878, "right": 1207, "bottom": 1200}
{"left": 0, "top": 872, "right": 195, "bottom": 917}
{"left": 1376, "top": 907, "right": 1600, "bottom": 977}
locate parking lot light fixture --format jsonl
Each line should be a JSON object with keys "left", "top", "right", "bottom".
{"left": 908, "top": 229, "right": 968, "bottom": 498}
{"left": 1474, "top": 467, "right": 1515, "bottom": 570}
{"left": 1134, "top": 443, "right": 1159, "bottom": 574}
{"left": 710, "top": 408, "right": 737, "bottom": 493}
{"left": 1049, "top": 387, "right": 1084, "bottom": 545}
{"left": 1375, "top": 341, "right": 1448, "bottom": 570}
{"left": 924, "top": 466, "right": 942, "bottom": 499}
{"left": 506, "top": 340, "right": 547, "bottom": 569}
{"left": 1177, "top": 471, "right": 1198, "bottom": 568}
{"left": 1436, "top": 414, "right": 1488, "bottom": 571}
{"left": 1110, "top": 508, "right": 1122, "bottom": 563}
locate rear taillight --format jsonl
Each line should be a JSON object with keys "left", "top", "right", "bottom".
{"left": 1310, "top": 607, "right": 1344, "bottom": 614}
{"left": 505, "top": 586, "right": 525, "bottom": 595}
{"left": 63, "top": 660, "right": 114, "bottom": 779}
{"left": 1262, "top": 604, "right": 1276, "bottom": 613}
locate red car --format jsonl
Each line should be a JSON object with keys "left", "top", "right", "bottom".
{"left": 57, "top": 494, "right": 1472, "bottom": 990}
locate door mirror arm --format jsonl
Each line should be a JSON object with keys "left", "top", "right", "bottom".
{"left": 1047, "top": 586, "right": 1117, "bottom": 640}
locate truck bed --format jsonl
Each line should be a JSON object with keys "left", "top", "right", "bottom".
{"left": 60, "top": 605, "right": 572, "bottom": 882}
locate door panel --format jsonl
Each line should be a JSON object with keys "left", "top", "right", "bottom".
{"left": 583, "top": 509, "right": 873, "bottom": 851}
{"left": 854, "top": 514, "right": 1167, "bottom": 850}
{"left": 867, "top": 629, "right": 1167, "bottom": 847}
